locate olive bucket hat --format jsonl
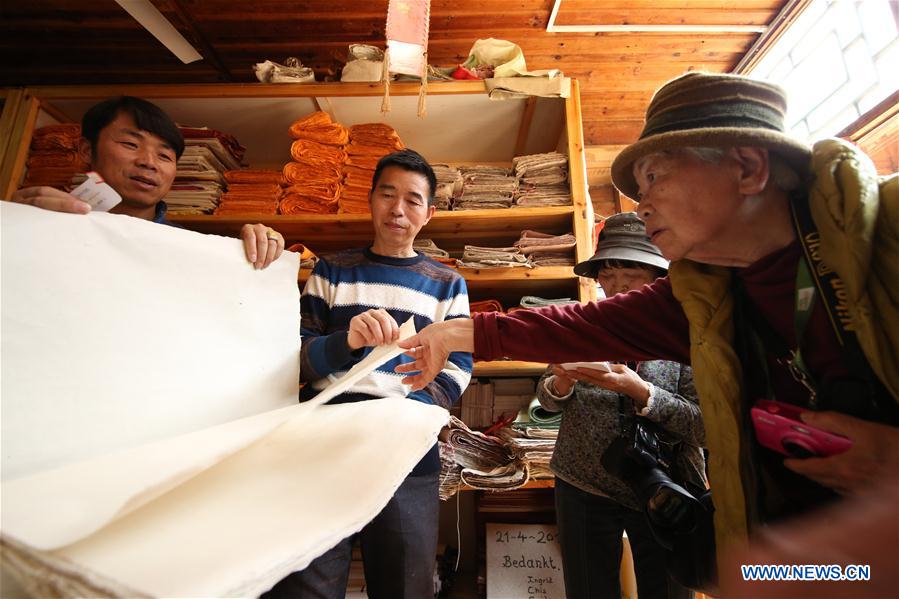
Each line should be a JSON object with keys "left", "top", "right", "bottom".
{"left": 610, "top": 71, "right": 813, "bottom": 199}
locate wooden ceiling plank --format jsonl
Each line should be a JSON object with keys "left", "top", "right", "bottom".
{"left": 554, "top": 8, "right": 777, "bottom": 27}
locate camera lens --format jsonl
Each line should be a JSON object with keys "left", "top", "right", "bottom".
{"left": 648, "top": 485, "right": 696, "bottom": 532}
{"left": 782, "top": 438, "right": 818, "bottom": 458}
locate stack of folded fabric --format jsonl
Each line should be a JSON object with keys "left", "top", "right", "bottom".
{"left": 459, "top": 380, "right": 495, "bottom": 429}
{"left": 339, "top": 123, "right": 404, "bottom": 214}
{"left": 431, "top": 164, "right": 462, "bottom": 211}
{"left": 167, "top": 145, "right": 230, "bottom": 215}
{"left": 167, "top": 127, "right": 246, "bottom": 215}
{"left": 512, "top": 152, "right": 571, "bottom": 207}
{"left": 518, "top": 295, "right": 579, "bottom": 308}
{"left": 514, "top": 230, "right": 577, "bottom": 267}
{"left": 492, "top": 378, "right": 537, "bottom": 425}
{"left": 498, "top": 425, "right": 558, "bottom": 479}
{"left": 516, "top": 397, "right": 562, "bottom": 429}
{"left": 412, "top": 238, "right": 449, "bottom": 260}
{"left": 22, "top": 124, "right": 88, "bottom": 189}
{"left": 458, "top": 245, "right": 531, "bottom": 269}
{"left": 454, "top": 166, "right": 517, "bottom": 210}
{"left": 180, "top": 126, "right": 244, "bottom": 170}
{"left": 216, "top": 170, "right": 283, "bottom": 215}
{"left": 282, "top": 112, "right": 347, "bottom": 214}
{"left": 438, "top": 417, "right": 528, "bottom": 498}
{"left": 469, "top": 299, "right": 504, "bottom": 314}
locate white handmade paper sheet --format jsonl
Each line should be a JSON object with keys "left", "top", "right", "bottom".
{"left": 1, "top": 203, "right": 303, "bottom": 481}
{"left": 0, "top": 203, "right": 449, "bottom": 597}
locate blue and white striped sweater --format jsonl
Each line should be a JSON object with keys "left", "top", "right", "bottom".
{"left": 300, "top": 247, "right": 472, "bottom": 412}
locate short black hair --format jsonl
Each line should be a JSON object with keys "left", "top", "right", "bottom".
{"left": 370, "top": 149, "right": 437, "bottom": 206}
{"left": 81, "top": 96, "right": 185, "bottom": 159}
{"left": 595, "top": 258, "right": 666, "bottom": 279}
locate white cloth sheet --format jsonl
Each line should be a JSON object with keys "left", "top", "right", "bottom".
{"left": 0, "top": 203, "right": 448, "bottom": 597}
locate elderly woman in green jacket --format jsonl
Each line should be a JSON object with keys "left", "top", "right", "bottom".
{"left": 396, "top": 72, "right": 899, "bottom": 591}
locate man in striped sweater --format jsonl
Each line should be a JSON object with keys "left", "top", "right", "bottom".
{"left": 266, "top": 150, "right": 472, "bottom": 599}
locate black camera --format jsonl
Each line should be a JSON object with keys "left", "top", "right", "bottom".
{"left": 600, "top": 416, "right": 703, "bottom": 548}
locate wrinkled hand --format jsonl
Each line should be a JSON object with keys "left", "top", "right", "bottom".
{"left": 396, "top": 319, "right": 474, "bottom": 391}
{"left": 241, "top": 223, "right": 284, "bottom": 269}
{"left": 784, "top": 411, "right": 899, "bottom": 495}
{"left": 548, "top": 364, "right": 576, "bottom": 396}
{"left": 10, "top": 186, "right": 91, "bottom": 214}
{"left": 568, "top": 363, "right": 651, "bottom": 407}
{"left": 347, "top": 308, "right": 399, "bottom": 350}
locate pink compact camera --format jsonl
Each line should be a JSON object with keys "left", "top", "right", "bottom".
{"left": 750, "top": 400, "right": 852, "bottom": 458}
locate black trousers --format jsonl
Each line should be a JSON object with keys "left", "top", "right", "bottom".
{"left": 263, "top": 470, "right": 440, "bottom": 599}
{"left": 554, "top": 477, "right": 692, "bottom": 599}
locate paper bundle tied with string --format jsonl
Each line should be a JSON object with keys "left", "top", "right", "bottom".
{"left": 383, "top": 0, "right": 431, "bottom": 115}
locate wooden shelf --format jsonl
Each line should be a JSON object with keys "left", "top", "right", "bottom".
{"left": 298, "top": 264, "right": 577, "bottom": 310}
{"left": 170, "top": 206, "right": 577, "bottom": 253}
{"left": 460, "top": 478, "right": 555, "bottom": 492}
{"left": 472, "top": 360, "right": 548, "bottom": 377}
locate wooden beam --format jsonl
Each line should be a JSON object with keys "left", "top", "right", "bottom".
{"left": 513, "top": 97, "right": 537, "bottom": 157}
{"left": 836, "top": 89, "right": 899, "bottom": 142}
{"left": 733, "top": 0, "right": 815, "bottom": 74}
{"left": 37, "top": 100, "right": 75, "bottom": 125}
{"left": 0, "top": 93, "right": 40, "bottom": 199}
{"left": 22, "top": 80, "right": 488, "bottom": 100}
{"left": 0, "top": 88, "right": 25, "bottom": 175}
{"left": 151, "top": 0, "right": 234, "bottom": 82}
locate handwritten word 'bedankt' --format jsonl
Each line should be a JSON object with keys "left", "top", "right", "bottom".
{"left": 502, "top": 555, "right": 560, "bottom": 570}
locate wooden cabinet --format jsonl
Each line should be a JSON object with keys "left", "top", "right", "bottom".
{"left": 1, "top": 80, "right": 595, "bottom": 376}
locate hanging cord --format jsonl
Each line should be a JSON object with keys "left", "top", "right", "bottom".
{"left": 454, "top": 491, "right": 462, "bottom": 572}
{"left": 417, "top": 50, "right": 428, "bottom": 117}
{"left": 381, "top": 46, "right": 391, "bottom": 114}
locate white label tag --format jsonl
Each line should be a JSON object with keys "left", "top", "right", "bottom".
{"left": 71, "top": 171, "right": 122, "bottom": 212}
{"left": 796, "top": 286, "right": 815, "bottom": 311}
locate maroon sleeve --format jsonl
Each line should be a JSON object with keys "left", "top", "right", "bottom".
{"left": 474, "top": 277, "right": 691, "bottom": 364}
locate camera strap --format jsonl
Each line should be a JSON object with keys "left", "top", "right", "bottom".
{"left": 734, "top": 194, "right": 896, "bottom": 421}
{"left": 789, "top": 194, "right": 898, "bottom": 422}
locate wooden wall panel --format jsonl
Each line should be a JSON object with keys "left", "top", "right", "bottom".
{"left": 0, "top": 1, "right": 792, "bottom": 174}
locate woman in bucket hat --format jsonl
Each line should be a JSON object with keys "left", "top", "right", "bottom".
{"left": 397, "top": 71, "right": 899, "bottom": 590}
{"left": 537, "top": 212, "right": 705, "bottom": 599}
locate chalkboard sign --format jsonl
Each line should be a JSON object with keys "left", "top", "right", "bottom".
{"left": 486, "top": 523, "right": 565, "bottom": 599}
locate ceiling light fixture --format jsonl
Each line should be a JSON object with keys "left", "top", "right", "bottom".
{"left": 114, "top": 0, "right": 203, "bottom": 64}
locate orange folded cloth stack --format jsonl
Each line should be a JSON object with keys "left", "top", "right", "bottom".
{"left": 469, "top": 299, "right": 505, "bottom": 314}
{"left": 22, "top": 124, "right": 89, "bottom": 189}
{"left": 288, "top": 111, "right": 349, "bottom": 147}
{"left": 223, "top": 170, "right": 284, "bottom": 186}
{"left": 215, "top": 169, "right": 284, "bottom": 215}
{"left": 289, "top": 139, "right": 347, "bottom": 167}
{"left": 281, "top": 182, "right": 342, "bottom": 215}
{"left": 282, "top": 112, "right": 347, "bottom": 214}
{"left": 338, "top": 123, "right": 405, "bottom": 214}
